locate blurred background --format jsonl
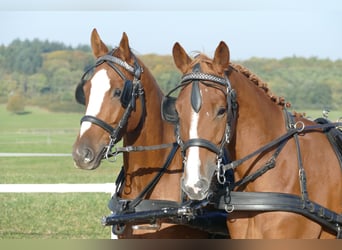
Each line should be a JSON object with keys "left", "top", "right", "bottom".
{"left": 0, "top": 0, "right": 341, "bottom": 239}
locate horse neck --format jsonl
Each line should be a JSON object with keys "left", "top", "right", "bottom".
{"left": 121, "top": 67, "right": 179, "bottom": 198}
{"left": 229, "top": 70, "right": 287, "bottom": 162}
{"left": 123, "top": 68, "right": 173, "bottom": 147}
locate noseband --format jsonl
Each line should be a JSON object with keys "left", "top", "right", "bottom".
{"left": 77, "top": 49, "right": 145, "bottom": 159}
{"left": 163, "top": 64, "right": 237, "bottom": 184}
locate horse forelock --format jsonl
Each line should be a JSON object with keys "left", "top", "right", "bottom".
{"left": 191, "top": 54, "right": 214, "bottom": 67}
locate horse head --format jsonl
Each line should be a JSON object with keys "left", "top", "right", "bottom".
{"left": 73, "top": 29, "right": 145, "bottom": 170}
{"left": 166, "top": 41, "right": 234, "bottom": 200}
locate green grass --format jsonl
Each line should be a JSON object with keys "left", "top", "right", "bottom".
{"left": 0, "top": 105, "right": 80, "bottom": 153}
{"left": 1, "top": 157, "right": 120, "bottom": 184}
{"left": 0, "top": 193, "right": 111, "bottom": 239}
{"left": 296, "top": 109, "right": 341, "bottom": 121}
{"left": 0, "top": 104, "right": 121, "bottom": 239}
{"left": 0, "top": 104, "right": 122, "bottom": 184}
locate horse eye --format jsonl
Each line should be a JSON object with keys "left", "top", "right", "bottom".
{"left": 113, "top": 88, "right": 122, "bottom": 97}
{"left": 217, "top": 107, "right": 227, "bottom": 117}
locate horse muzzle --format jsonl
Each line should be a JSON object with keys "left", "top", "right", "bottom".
{"left": 72, "top": 145, "right": 103, "bottom": 170}
{"left": 181, "top": 177, "right": 210, "bottom": 201}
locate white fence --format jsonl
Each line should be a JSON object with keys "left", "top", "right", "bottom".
{"left": 1, "top": 153, "right": 117, "bottom": 238}
{"left": 0, "top": 183, "right": 114, "bottom": 193}
{"left": 0, "top": 153, "right": 115, "bottom": 193}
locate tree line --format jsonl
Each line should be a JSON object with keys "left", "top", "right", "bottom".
{"left": 1, "top": 39, "right": 341, "bottom": 113}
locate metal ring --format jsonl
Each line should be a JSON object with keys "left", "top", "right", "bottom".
{"left": 105, "top": 142, "right": 118, "bottom": 163}
{"left": 216, "top": 158, "right": 226, "bottom": 185}
{"left": 294, "top": 121, "right": 305, "bottom": 132}
{"left": 112, "top": 223, "right": 126, "bottom": 235}
{"left": 217, "top": 171, "right": 226, "bottom": 185}
{"left": 225, "top": 204, "right": 234, "bottom": 213}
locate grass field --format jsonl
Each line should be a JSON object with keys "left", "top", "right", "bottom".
{"left": 295, "top": 109, "right": 341, "bottom": 122}
{"left": 0, "top": 104, "right": 121, "bottom": 239}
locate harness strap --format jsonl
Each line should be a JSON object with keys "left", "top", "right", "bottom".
{"left": 213, "top": 191, "right": 342, "bottom": 236}
{"left": 233, "top": 139, "right": 288, "bottom": 188}
{"left": 110, "top": 143, "right": 179, "bottom": 213}
{"left": 222, "top": 128, "right": 298, "bottom": 172}
{"left": 108, "top": 143, "right": 175, "bottom": 156}
{"left": 293, "top": 127, "right": 310, "bottom": 203}
{"left": 104, "top": 198, "right": 229, "bottom": 236}
{"left": 222, "top": 121, "right": 342, "bottom": 173}
{"left": 129, "top": 143, "right": 179, "bottom": 209}
{"left": 183, "top": 138, "right": 222, "bottom": 155}
{"left": 97, "top": 54, "right": 135, "bottom": 74}
{"left": 81, "top": 115, "right": 114, "bottom": 134}
{"left": 181, "top": 72, "right": 230, "bottom": 87}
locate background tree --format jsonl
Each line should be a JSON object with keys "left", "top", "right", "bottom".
{"left": 0, "top": 38, "right": 341, "bottom": 113}
{"left": 7, "top": 91, "right": 25, "bottom": 114}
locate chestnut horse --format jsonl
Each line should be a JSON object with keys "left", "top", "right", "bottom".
{"left": 166, "top": 41, "right": 342, "bottom": 238}
{"left": 72, "top": 29, "right": 212, "bottom": 238}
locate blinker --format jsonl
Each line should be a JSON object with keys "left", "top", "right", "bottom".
{"left": 161, "top": 96, "right": 178, "bottom": 124}
{"left": 75, "top": 79, "right": 87, "bottom": 105}
{"left": 120, "top": 80, "right": 133, "bottom": 108}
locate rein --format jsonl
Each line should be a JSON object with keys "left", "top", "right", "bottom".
{"left": 222, "top": 117, "right": 342, "bottom": 175}
{"left": 215, "top": 111, "right": 342, "bottom": 237}
{"left": 112, "top": 142, "right": 180, "bottom": 211}
{"left": 107, "top": 142, "right": 181, "bottom": 234}
{"left": 106, "top": 142, "right": 175, "bottom": 159}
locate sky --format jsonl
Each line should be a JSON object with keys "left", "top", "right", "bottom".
{"left": 0, "top": 0, "right": 342, "bottom": 60}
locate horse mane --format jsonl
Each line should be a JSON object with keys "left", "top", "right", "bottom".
{"left": 230, "top": 63, "right": 291, "bottom": 109}
{"left": 190, "top": 54, "right": 307, "bottom": 117}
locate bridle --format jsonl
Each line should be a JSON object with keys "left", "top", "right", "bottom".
{"left": 162, "top": 63, "right": 237, "bottom": 184}
{"left": 76, "top": 48, "right": 146, "bottom": 159}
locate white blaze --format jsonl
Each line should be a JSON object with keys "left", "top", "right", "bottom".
{"left": 184, "top": 110, "right": 202, "bottom": 191}
{"left": 79, "top": 69, "right": 111, "bottom": 137}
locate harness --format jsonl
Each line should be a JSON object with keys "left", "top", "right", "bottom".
{"left": 76, "top": 52, "right": 342, "bottom": 238}
{"left": 212, "top": 113, "right": 342, "bottom": 237}
{"left": 76, "top": 50, "right": 229, "bottom": 237}
{"left": 163, "top": 63, "right": 342, "bottom": 238}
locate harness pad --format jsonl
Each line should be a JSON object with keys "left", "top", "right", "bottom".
{"left": 315, "top": 118, "right": 342, "bottom": 168}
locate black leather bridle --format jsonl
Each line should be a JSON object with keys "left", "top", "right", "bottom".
{"left": 76, "top": 49, "right": 146, "bottom": 159}
{"left": 162, "top": 64, "right": 237, "bottom": 184}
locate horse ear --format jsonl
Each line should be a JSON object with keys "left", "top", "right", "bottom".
{"left": 90, "top": 28, "right": 109, "bottom": 58}
{"left": 213, "top": 41, "right": 230, "bottom": 72}
{"left": 172, "top": 42, "right": 192, "bottom": 74}
{"left": 118, "top": 32, "right": 131, "bottom": 61}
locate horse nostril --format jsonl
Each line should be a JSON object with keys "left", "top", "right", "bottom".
{"left": 195, "top": 178, "right": 209, "bottom": 190}
{"left": 82, "top": 148, "right": 94, "bottom": 163}
{"left": 181, "top": 177, "right": 210, "bottom": 201}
